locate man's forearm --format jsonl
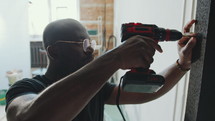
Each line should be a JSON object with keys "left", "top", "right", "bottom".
{"left": 157, "top": 61, "right": 188, "bottom": 96}
{"left": 113, "top": 61, "right": 188, "bottom": 105}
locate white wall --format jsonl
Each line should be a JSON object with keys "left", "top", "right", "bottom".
{"left": 114, "top": 0, "right": 196, "bottom": 121}
{"left": 0, "top": 0, "right": 31, "bottom": 89}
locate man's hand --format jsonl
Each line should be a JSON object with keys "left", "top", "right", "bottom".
{"left": 115, "top": 35, "right": 163, "bottom": 69}
{"left": 177, "top": 19, "right": 197, "bottom": 69}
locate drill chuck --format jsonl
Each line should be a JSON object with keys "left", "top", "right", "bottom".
{"left": 155, "top": 28, "right": 183, "bottom": 41}
{"left": 121, "top": 23, "right": 183, "bottom": 42}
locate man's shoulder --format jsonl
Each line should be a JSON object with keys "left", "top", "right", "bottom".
{"left": 5, "top": 75, "right": 48, "bottom": 111}
{"left": 6, "top": 75, "right": 50, "bottom": 98}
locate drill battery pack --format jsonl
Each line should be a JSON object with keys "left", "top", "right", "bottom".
{"left": 122, "top": 71, "right": 165, "bottom": 93}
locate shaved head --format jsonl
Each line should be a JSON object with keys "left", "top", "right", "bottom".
{"left": 43, "top": 19, "right": 89, "bottom": 49}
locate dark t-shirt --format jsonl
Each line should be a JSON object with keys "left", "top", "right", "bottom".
{"left": 5, "top": 75, "right": 115, "bottom": 121}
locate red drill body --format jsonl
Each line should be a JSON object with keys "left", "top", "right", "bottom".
{"left": 121, "top": 23, "right": 183, "bottom": 42}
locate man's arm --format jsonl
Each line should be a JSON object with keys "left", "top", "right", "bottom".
{"left": 106, "top": 20, "right": 197, "bottom": 105}
{"left": 106, "top": 62, "right": 188, "bottom": 104}
{"left": 6, "top": 36, "right": 161, "bottom": 121}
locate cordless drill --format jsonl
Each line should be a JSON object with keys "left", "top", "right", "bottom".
{"left": 121, "top": 23, "right": 183, "bottom": 93}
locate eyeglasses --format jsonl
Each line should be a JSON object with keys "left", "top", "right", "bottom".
{"left": 52, "top": 39, "right": 97, "bottom": 52}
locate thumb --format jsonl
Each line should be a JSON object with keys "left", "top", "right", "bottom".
{"left": 184, "top": 37, "right": 197, "bottom": 52}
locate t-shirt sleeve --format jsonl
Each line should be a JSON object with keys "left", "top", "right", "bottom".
{"left": 5, "top": 78, "right": 46, "bottom": 110}
{"left": 102, "top": 82, "right": 116, "bottom": 101}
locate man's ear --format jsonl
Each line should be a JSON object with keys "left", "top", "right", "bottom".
{"left": 47, "top": 46, "right": 58, "bottom": 60}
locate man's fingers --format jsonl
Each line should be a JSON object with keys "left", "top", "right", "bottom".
{"left": 184, "top": 19, "right": 196, "bottom": 33}
{"left": 185, "top": 37, "right": 197, "bottom": 51}
{"left": 178, "top": 37, "right": 189, "bottom": 46}
{"left": 179, "top": 33, "right": 197, "bottom": 46}
{"left": 139, "top": 36, "right": 163, "bottom": 53}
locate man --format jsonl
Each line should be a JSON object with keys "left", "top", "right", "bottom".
{"left": 5, "top": 19, "right": 196, "bottom": 121}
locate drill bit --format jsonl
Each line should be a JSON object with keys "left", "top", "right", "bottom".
{"left": 183, "top": 32, "right": 197, "bottom": 37}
